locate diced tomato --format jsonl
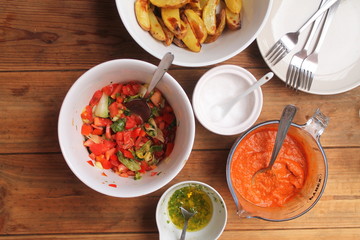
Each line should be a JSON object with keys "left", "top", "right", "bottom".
{"left": 89, "top": 90, "right": 103, "bottom": 107}
{"left": 105, "top": 125, "right": 112, "bottom": 139}
{"left": 127, "top": 171, "right": 135, "bottom": 176}
{"left": 109, "top": 102, "right": 120, "bottom": 119}
{"left": 81, "top": 124, "right": 93, "bottom": 135}
{"left": 120, "top": 149, "right": 134, "bottom": 159}
{"left": 102, "top": 84, "right": 115, "bottom": 96}
{"left": 92, "top": 128, "right": 104, "bottom": 135}
{"left": 115, "top": 131, "right": 124, "bottom": 141}
{"left": 108, "top": 184, "right": 117, "bottom": 188}
{"left": 140, "top": 161, "right": 152, "bottom": 173}
{"left": 87, "top": 160, "right": 94, "bottom": 166}
{"left": 89, "top": 153, "right": 96, "bottom": 160}
{"left": 81, "top": 105, "right": 93, "bottom": 124}
{"left": 103, "top": 139, "right": 116, "bottom": 150}
{"left": 109, "top": 154, "right": 120, "bottom": 167}
{"left": 89, "top": 143, "right": 105, "bottom": 156}
{"left": 83, "top": 138, "right": 95, "bottom": 147}
{"left": 122, "top": 131, "right": 134, "bottom": 149}
{"left": 151, "top": 172, "right": 158, "bottom": 176}
{"left": 132, "top": 127, "right": 141, "bottom": 138}
{"left": 131, "top": 83, "right": 141, "bottom": 94}
{"left": 165, "top": 142, "right": 174, "bottom": 157}
{"left": 133, "top": 114, "right": 143, "bottom": 125}
{"left": 163, "top": 113, "right": 175, "bottom": 125}
{"left": 118, "top": 163, "right": 128, "bottom": 173}
{"left": 96, "top": 155, "right": 112, "bottom": 169}
{"left": 122, "top": 85, "right": 133, "bottom": 95}
{"left": 150, "top": 91, "right": 162, "bottom": 106}
{"left": 101, "top": 160, "right": 112, "bottom": 169}
{"left": 105, "top": 148, "right": 117, "bottom": 160}
{"left": 116, "top": 96, "right": 124, "bottom": 103}
{"left": 94, "top": 117, "right": 112, "bottom": 127}
{"left": 111, "top": 84, "right": 122, "bottom": 99}
{"left": 158, "top": 121, "right": 165, "bottom": 130}
{"left": 125, "top": 116, "right": 137, "bottom": 129}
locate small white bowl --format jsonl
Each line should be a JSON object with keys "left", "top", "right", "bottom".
{"left": 115, "top": 0, "right": 272, "bottom": 67}
{"left": 156, "top": 181, "right": 227, "bottom": 240}
{"left": 58, "top": 59, "right": 195, "bottom": 198}
{"left": 192, "top": 65, "right": 263, "bottom": 135}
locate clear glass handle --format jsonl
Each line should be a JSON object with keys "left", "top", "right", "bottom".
{"left": 302, "top": 109, "right": 329, "bottom": 140}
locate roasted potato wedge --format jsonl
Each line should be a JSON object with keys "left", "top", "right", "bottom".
{"left": 188, "top": 0, "right": 208, "bottom": 10}
{"left": 157, "top": 16, "right": 174, "bottom": 46}
{"left": 184, "top": 9, "right": 208, "bottom": 43}
{"left": 149, "top": 10, "right": 166, "bottom": 41}
{"left": 173, "top": 37, "right": 187, "bottom": 48}
{"left": 135, "top": 0, "right": 150, "bottom": 31}
{"left": 150, "top": 0, "right": 189, "bottom": 8}
{"left": 202, "top": 0, "right": 219, "bottom": 35}
{"left": 224, "top": 0, "right": 242, "bottom": 14}
{"left": 181, "top": 14, "right": 201, "bottom": 52}
{"left": 225, "top": 6, "right": 241, "bottom": 30}
{"left": 205, "top": 9, "right": 226, "bottom": 43}
{"left": 161, "top": 8, "right": 187, "bottom": 39}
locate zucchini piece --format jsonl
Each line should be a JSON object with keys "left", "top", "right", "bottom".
{"left": 94, "top": 92, "right": 109, "bottom": 118}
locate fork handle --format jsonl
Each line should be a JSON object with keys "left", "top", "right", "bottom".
{"left": 313, "top": 1, "right": 340, "bottom": 54}
{"left": 298, "top": 0, "right": 340, "bottom": 33}
{"left": 303, "top": 0, "right": 326, "bottom": 51}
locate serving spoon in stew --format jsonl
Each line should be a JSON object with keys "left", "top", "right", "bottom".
{"left": 124, "top": 52, "right": 174, "bottom": 122}
{"left": 252, "top": 105, "right": 297, "bottom": 183}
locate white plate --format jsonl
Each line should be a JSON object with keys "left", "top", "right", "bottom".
{"left": 257, "top": 0, "right": 360, "bottom": 95}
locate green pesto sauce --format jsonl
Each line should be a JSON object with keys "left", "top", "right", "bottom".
{"left": 168, "top": 185, "right": 213, "bottom": 232}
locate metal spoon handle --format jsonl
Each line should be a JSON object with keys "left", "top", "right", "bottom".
{"left": 146, "top": 52, "right": 174, "bottom": 96}
{"left": 267, "top": 105, "right": 297, "bottom": 168}
{"left": 179, "top": 219, "right": 189, "bottom": 240}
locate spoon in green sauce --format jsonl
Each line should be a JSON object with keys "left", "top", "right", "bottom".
{"left": 179, "top": 207, "right": 196, "bottom": 240}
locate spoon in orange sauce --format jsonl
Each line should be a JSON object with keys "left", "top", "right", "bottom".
{"left": 252, "top": 105, "right": 297, "bottom": 183}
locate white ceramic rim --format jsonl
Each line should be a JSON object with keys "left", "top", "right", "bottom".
{"left": 192, "top": 65, "right": 263, "bottom": 135}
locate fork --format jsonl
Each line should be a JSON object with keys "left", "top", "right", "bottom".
{"left": 299, "top": 1, "right": 340, "bottom": 91}
{"left": 286, "top": 0, "right": 326, "bottom": 89}
{"left": 265, "top": 0, "right": 340, "bottom": 66}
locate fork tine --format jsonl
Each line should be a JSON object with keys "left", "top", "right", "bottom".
{"left": 289, "top": 66, "right": 297, "bottom": 89}
{"left": 269, "top": 47, "right": 287, "bottom": 65}
{"left": 292, "top": 68, "right": 300, "bottom": 90}
{"left": 272, "top": 49, "right": 288, "bottom": 65}
{"left": 307, "top": 71, "right": 315, "bottom": 91}
{"left": 268, "top": 45, "right": 284, "bottom": 63}
{"left": 265, "top": 42, "right": 281, "bottom": 59}
{"left": 286, "top": 65, "right": 293, "bottom": 87}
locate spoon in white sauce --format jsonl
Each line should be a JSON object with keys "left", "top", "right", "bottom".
{"left": 211, "top": 72, "right": 274, "bottom": 122}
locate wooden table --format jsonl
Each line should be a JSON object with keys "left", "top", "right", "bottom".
{"left": 1, "top": 1, "right": 359, "bottom": 239}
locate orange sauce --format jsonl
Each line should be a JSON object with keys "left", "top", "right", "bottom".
{"left": 231, "top": 126, "right": 307, "bottom": 207}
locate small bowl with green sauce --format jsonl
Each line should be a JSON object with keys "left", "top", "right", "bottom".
{"left": 156, "top": 181, "right": 227, "bottom": 240}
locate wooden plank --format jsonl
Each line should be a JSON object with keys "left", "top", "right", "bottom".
{"left": 0, "top": 148, "right": 359, "bottom": 235}
{"left": 0, "top": 228, "right": 359, "bottom": 240}
{"left": 0, "top": 0, "right": 265, "bottom": 71}
{"left": 0, "top": 70, "right": 359, "bottom": 154}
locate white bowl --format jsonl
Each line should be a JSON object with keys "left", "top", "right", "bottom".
{"left": 156, "top": 181, "right": 227, "bottom": 240}
{"left": 192, "top": 65, "right": 263, "bottom": 135}
{"left": 58, "top": 59, "right": 195, "bottom": 198}
{"left": 115, "top": 0, "right": 273, "bottom": 67}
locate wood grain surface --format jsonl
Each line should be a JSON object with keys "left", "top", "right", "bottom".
{"left": 0, "top": 0, "right": 359, "bottom": 239}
